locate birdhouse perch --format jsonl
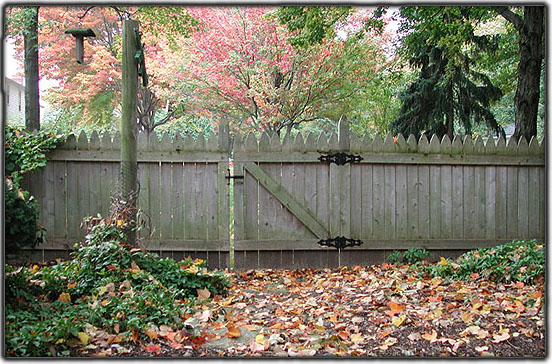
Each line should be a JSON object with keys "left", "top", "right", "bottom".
{"left": 65, "top": 27, "right": 96, "bottom": 63}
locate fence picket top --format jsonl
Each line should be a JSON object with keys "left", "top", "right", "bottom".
{"left": 244, "top": 133, "right": 258, "bottom": 152}
{"left": 268, "top": 132, "right": 282, "bottom": 152}
{"left": 159, "top": 132, "right": 173, "bottom": 151}
{"left": 495, "top": 134, "right": 506, "bottom": 154}
{"left": 304, "top": 132, "right": 317, "bottom": 152}
{"left": 259, "top": 132, "right": 271, "bottom": 151}
{"left": 100, "top": 133, "right": 112, "bottom": 150}
{"left": 206, "top": 131, "right": 218, "bottom": 151}
{"left": 473, "top": 136, "right": 484, "bottom": 154}
{"left": 195, "top": 133, "right": 207, "bottom": 150}
{"left": 429, "top": 134, "right": 440, "bottom": 153}
{"left": 361, "top": 134, "right": 372, "bottom": 152}
{"left": 538, "top": 136, "right": 545, "bottom": 153}
{"left": 350, "top": 133, "right": 361, "bottom": 153}
{"left": 441, "top": 135, "right": 452, "bottom": 154}
{"left": 136, "top": 132, "right": 147, "bottom": 151}
{"left": 171, "top": 132, "right": 185, "bottom": 151}
{"left": 371, "top": 133, "right": 383, "bottom": 152}
{"left": 281, "top": 132, "right": 293, "bottom": 152}
{"left": 183, "top": 134, "right": 195, "bottom": 151}
{"left": 89, "top": 131, "right": 101, "bottom": 150}
{"left": 406, "top": 134, "right": 417, "bottom": 152}
{"left": 418, "top": 134, "right": 429, "bottom": 153}
{"left": 77, "top": 130, "right": 88, "bottom": 150}
{"left": 383, "top": 132, "right": 395, "bottom": 152}
{"left": 463, "top": 135, "right": 473, "bottom": 154}
{"left": 218, "top": 118, "right": 230, "bottom": 152}
{"left": 328, "top": 132, "right": 339, "bottom": 151}
{"left": 517, "top": 136, "right": 528, "bottom": 154}
{"left": 233, "top": 134, "right": 245, "bottom": 152}
{"left": 294, "top": 132, "right": 305, "bottom": 152}
{"left": 316, "top": 133, "right": 329, "bottom": 151}
{"left": 451, "top": 135, "right": 463, "bottom": 153}
{"left": 395, "top": 133, "right": 407, "bottom": 152}
{"left": 338, "top": 116, "right": 350, "bottom": 150}
{"left": 62, "top": 134, "right": 77, "bottom": 150}
{"left": 505, "top": 136, "right": 518, "bottom": 155}
{"left": 484, "top": 136, "right": 496, "bottom": 154}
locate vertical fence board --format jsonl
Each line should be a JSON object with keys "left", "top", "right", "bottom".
{"left": 293, "top": 162, "right": 308, "bottom": 238}
{"left": 350, "top": 164, "right": 362, "bottom": 239}
{"left": 429, "top": 166, "right": 441, "bottom": 239}
{"left": 149, "top": 162, "right": 161, "bottom": 239}
{"left": 100, "top": 162, "right": 114, "bottom": 222}
{"left": 527, "top": 167, "right": 539, "bottom": 238}
{"left": 517, "top": 167, "right": 529, "bottom": 238}
{"left": 538, "top": 167, "right": 544, "bottom": 239}
{"left": 372, "top": 165, "right": 385, "bottom": 239}
{"left": 316, "top": 164, "right": 330, "bottom": 237}
{"left": 440, "top": 166, "right": 452, "bottom": 238}
{"left": 418, "top": 165, "right": 430, "bottom": 239}
{"left": 137, "top": 163, "right": 150, "bottom": 240}
{"left": 193, "top": 163, "right": 208, "bottom": 240}
{"left": 463, "top": 166, "right": 475, "bottom": 239}
{"left": 205, "top": 163, "right": 218, "bottom": 241}
{"left": 183, "top": 162, "right": 194, "bottom": 240}
{"left": 474, "top": 166, "right": 486, "bottom": 238}
{"left": 304, "top": 163, "right": 319, "bottom": 237}
{"left": 244, "top": 169, "right": 259, "bottom": 241}
{"left": 395, "top": 165, "right": 407, "bottom": 239}
{"left": 160, "top": 162, "right": 173, "bottom": 240}
{"left": 216, "top": 161, "right": 229, "bottom": 243}
{"left": 485, "top": 167, "right": 496, "bottom": 240}
{"left": 340, "top": 164, "right": 351, "bottom": 239}
{"left": 89, "top": 162, "right": 102, "bottom": 219}
{"left": 495, "top": 167, "right": 507, "bottom": 239}
{"left": 361, "top": 164, "right": 373, "bottom": 239}
{"left": 172, "top": 163, "right": 184, "bottom": 240}
{"left": 506, "top": 167, "right": 518, "bottom": 239}
{"left": 452, "top": 166, "right": 463, "bottom": 239}
{"left": 53, "top": 161, "right": 66, "bottom": 238}
{"left": 329, "top": 163, "right": 340, "bottom": 237}
{"left": 76, "top": 161, "right": 89, "bottom": 237}
{"left": 383, "top": 165, "right": 396, "bottom": 240}
{"left": 66, "top": 162, "right": 80, "bottom": 239}
{"left": 407, "top": 165, "right": 419, "bottom": 239}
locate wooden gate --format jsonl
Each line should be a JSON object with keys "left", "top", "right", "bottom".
{"left": 232, "top": 119, "right": 357, "bottom": 269}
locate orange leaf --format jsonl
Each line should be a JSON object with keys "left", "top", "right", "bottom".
{"left": 145, "top": 344, "right": 162, "bottom": 354}
{"left": 386, "top": 301, "right": 405, "bottom": 316}
{"left": 377, "top": 329, "right": 391, "bottom": 339}
{"left": 145, "top": 328, "right": 158, "bottom": 341}
{"left": 197, "top": 288, "right": 211, "bottom": 301}
{"left": 422, "top": 330, "right": 438, "bottom": 342}
{"left": 337, "top": 331, "right": 349, "bottom": 341}
{"left": 58, "top": 292, "right": 71, "bottom": 302}
{"left": 530, "top": 291, "right": 542, "bottom": 299}
{"left": 226, "top": 326, "right": 241, "bottom": 338}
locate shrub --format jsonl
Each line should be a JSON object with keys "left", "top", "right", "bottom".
{"left": 4, "top": 180, "right": 43, "bottom": 254}
{"left": 387, "top": 248, "right": 431, "bottom": 265}
{"left": 423, "top": 240, "right": 545, "bottom": 284}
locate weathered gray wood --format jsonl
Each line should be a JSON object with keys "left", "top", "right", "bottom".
{"left": 76, "top": 158, "right": 89, "bottom": 237}
{"left": 407, "top": 165, "right": 419, "bottom": 239}
{"left": 538, "top": 167, "right": 544, "bottom": 239}
{"left": 429, "top": 166, "right": 441, "bottom": 239}
{"left": 53, "top": 161, "right": 66, "bottom": 238}
{"left": 244, "top": 166, "right": 259, "bottom": 241}
{"left": 517, "top": 167, "right": 529, "bottom": 238}
{"left": 89, "top": 161, "right": 102, "bottom": 218}
{"left": 360, "top": 164, "right": 373, "bottom": 239}
{"left": 183, "top": 162, "right": 194, "bottom": 240}
{"left": 316, "top": 163, "right": 330, "bottom": 238}
{"left": 160, "top": 162, "right": 172, "bottom": 240}
{"left": 137, "top": 163, "right": 150, "bottom": 240}
{"left": 149, "top": 162, "right": 161, "bottom": 239}
{"left": 506, "top": 166, "right": 518, "bottom": 239}
{"left": 463, "top": 166, "right": 475, "bottom": 239}
{"left": 485, "top": 167, "right": 496, "bottom": 240}
{"left": 172, "top": 162, "right": 184, "bottom": 240}
{"left": 495, "top": 167, "right": 507, "bottom": 239}
{"left": 244, "top": 162, "right": 328, "bottom": 239}
{"left": 338, "top": 163, "right": 351, "bottom": 239}
{"left": 193, "top": 162, "right": 208, "bottom": 240}
{"left": 473, "top": 166, "right": 486, "bottom": 238}
{"left": 233, "top": 135, "right": 245, "bottom": 242}
{"left": 350, "top": 164, "right": 362, "bottom": 239}
{"left": 527, "top": 167, "right": 539, "bottom": 238}
{"left": 384, "top": 165, "right": 396, "bottom": 240}
{"left": 418, "top": 165, "right": 430, "bottom": 239}
{"left": 440, "top": 165, "right": 452, "bottom": 238}
{"left": 372, "top": 165, "right": 385, "bottom": 239}
{"left": 395, "top": 165, "right": 407, "bottom": 239}
{"left": 205, "top": 163, "right": 218, "bottom": 241}
{"left": 329, "top": 162, "right": 340, "bottom": 237}
{"left": 65, "top": 162, "right": 80, "bottom": 239}
{"left": 451, "top": 166, "right": 463, "bottom": 239}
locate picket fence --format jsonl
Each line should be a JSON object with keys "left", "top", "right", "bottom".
{"left": 20, "top": 119, "right": 545, "bottom": 269}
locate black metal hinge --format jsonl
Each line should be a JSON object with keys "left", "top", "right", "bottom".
{"left": 318, "top": 236, "right": 364, "bottom": 250}
{"left": 225, "top": 168, "right": 244, "bottom": 185}
{"left": 318, "top": 152, "right": 363, "bottom": 165}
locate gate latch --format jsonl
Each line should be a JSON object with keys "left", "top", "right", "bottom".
{"left": 318, "top": 152, "right": 363, "bottom": 165}
{"left": 318, "top": 236, "right": 364, "bottom": 250}
{"left": 225, "top": 168, "right": 244, "bottom": 185}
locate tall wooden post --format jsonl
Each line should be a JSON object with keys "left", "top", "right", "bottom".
{"left": 121, "top": 19, "right": 139, "bottom": 245}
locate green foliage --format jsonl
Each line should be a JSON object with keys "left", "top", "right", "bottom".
{"left": 5, "top": 217, "right": 230, "bottom": 357}
{"left": 153, "top": 115, "right": 215, "bottom": 140}
{"left": 4, "top": 181, "right": 43, "bottom": 254}
{"left": 388, "top": 248, "right": 431, "bottom": 265}
{"left": 423, "top": 240, "right": 545, "bottom": 284}
{"left": 5, "top": 125, "right": 65, "bottom": 183}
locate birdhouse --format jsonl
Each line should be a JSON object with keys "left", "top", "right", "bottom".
{"left": 64, "top": 28, "right": 96, "bottom": 64}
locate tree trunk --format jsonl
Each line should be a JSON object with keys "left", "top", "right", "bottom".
{"left": 24, "top": 6, "right": 40, "bottom": 132}
{"left": 495, "top": 6, "right": 544, "bottom": 142}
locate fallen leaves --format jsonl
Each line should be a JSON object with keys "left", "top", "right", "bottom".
{"left": 225, "top": 325, "right": 241, "bottom": 338}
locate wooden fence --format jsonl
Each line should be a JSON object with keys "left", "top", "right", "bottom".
{"left": 20, "top": 119, "right": 545, "bottom": 269}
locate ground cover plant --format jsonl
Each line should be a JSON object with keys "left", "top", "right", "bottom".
{"left": 4, "top": 239, "right": 544, "bottom": 357}
{"left": 4, "top": 218, "right": 230, "bottom": 357}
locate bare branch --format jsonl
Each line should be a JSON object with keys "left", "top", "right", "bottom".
{"left": 493, "top": 6, "right": 523, "bottom": 31}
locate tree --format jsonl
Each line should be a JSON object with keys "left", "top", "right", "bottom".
{"left": 180, "top": 7, "right": 391, "bottom": 135}
{"left": 493, "top": 6, "right": 544, "bottom": 142}
{"left": 390, "top": 7, "right": 505, "bottom": 139}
